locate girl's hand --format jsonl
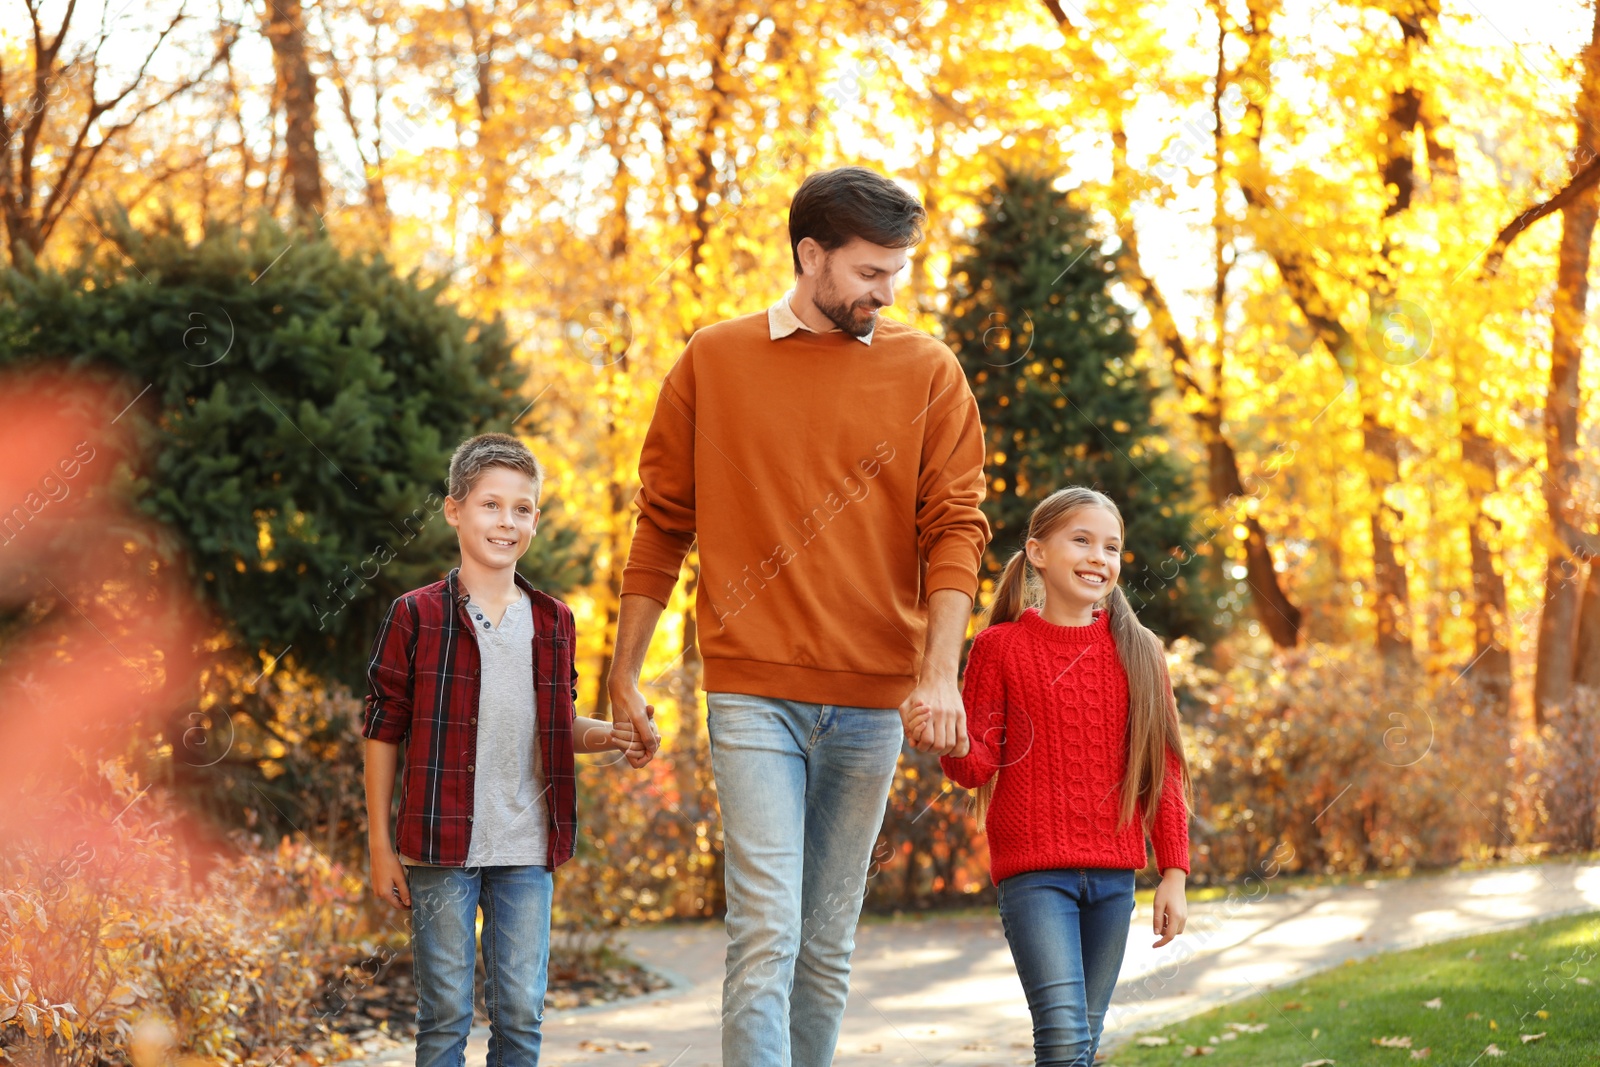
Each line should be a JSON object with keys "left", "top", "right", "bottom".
{"left": 903, "top": 701, "right": 931, "bottom": 746}
{"left": 915, "top": 700, "right": 972, "bottom": 758}
{"left": 1152, "top": 868, "right": 1187, "bottom": 947}
{"left": 908, "top": 701, "right": 969, "bottom": 758}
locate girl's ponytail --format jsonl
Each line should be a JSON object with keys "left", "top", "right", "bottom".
{"left": 1105, "top": 583, "right": 1192, "bottom": 835}
{"left": 985, "top": 549, "right": 1032, "bottom": 628}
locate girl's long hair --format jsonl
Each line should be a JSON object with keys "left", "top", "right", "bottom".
{"left": 971, "top": 487, "right": 1192, "bottom": 835}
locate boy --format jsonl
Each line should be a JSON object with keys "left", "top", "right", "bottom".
{"left": 362, "top": 432, "right": 648, "bottom": 1067}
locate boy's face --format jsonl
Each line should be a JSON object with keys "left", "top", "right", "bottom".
{"left": 444, "top": 466, "right": 540, "bottom": 571}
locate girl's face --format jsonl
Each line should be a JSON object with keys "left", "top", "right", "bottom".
{"left": 1025, "top": 505, "right": 1123, "bottom": 612}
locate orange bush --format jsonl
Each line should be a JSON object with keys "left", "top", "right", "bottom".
{"left": 0, "top": 757, "right": 366, "bottom": 1067}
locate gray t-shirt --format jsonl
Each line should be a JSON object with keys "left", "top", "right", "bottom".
{"left": 401, "top": 588, "right": 549, "bottom": 868}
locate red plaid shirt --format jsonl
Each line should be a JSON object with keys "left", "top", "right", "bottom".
{"left": 362, "top": 566, "right": 578, "bottom": 868}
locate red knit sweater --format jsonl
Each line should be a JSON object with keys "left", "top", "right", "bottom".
{"left": 940, "top": 607, "right": 1191, "bottom": 885}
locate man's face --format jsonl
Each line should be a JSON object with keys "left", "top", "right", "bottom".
{"left": 804, "top": 237, "right": 909, "bottom": 338}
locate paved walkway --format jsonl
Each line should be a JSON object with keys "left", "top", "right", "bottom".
{"left": 361, "top": 860, "right": 1600, "bottom": 1066}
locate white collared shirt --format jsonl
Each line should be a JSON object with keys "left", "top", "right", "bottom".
{"left": 767, "top": 288, "right": 875, "bottom": 345}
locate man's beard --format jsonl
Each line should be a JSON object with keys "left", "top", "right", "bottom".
{"left": 813, "top": 267, "right": 881, "bottom": 338}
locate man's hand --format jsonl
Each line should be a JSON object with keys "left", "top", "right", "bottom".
{"left": 610, "top": 707, "right": 656, "bottom": 768}
{"left": 608, "top": 678, "right": 662, "bottom": 764}
{"left": 370, "top": 846, "right": 411, "bottom": 911}
{"left": 898, "top": 673, "right": 966, "bottom": 755}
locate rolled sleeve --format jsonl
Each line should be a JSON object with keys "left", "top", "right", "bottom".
{"left": 621, "top": 359, "right": 698, "bottom": 606}
{"left": 362, "top": 596, "right": 416, "bottom": 744}
{"left": 916, "top": 354, "right": 991, "bottom": 598}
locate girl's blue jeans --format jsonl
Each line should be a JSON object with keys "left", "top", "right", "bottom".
{"left": 997, "top": 867, "right": 1136, "bottom": 1067}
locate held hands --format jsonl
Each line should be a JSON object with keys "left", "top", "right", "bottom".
{"left": 898, "top": 675, "right": 967, "bottom": 756}
{"left": 1151, "top": 869, "right": 1188, "bottom": 948}
{"left": 607, "top": 678, "right": 662, "bottom": 767}
{"left": 608, "top": 705, "right": 657, "bottom": 768}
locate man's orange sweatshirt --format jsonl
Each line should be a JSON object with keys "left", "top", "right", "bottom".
{"left": 620, "top": 309, "right": 991, "bottom": 708}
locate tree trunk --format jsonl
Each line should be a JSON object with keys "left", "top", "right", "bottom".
{"left": 263, "top": 0, "right": 324, "bottom": 220}
{"left": 1534, "top": 0, "right": 1600, "bottom": 724}
{"left": 1576, "top": 562, "right": 1600, "bottom": 689}
{"left": 1463, "top": 423, "right": 1512, "bottom": 698}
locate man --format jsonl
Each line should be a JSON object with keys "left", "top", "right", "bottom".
{"left": 607, "top": 165, "right": 991, "bottom": 1066}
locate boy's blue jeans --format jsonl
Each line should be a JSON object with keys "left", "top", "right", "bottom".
{"left": 406, "top": 864, "right": 553, "bottom": 1067}
{"left": 705, "top": 692, "right": 905, "bottom": 1067}
{"left": 997, "top": 867, "right": 1136, "bottom": 1067}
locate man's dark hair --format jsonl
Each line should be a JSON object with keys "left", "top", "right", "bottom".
{"left": 788, "top": 166, "right": 926, "bottom": 276}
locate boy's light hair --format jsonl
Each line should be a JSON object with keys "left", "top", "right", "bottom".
{"left": 447, "top": 432, "right": 544, "bottom": 503}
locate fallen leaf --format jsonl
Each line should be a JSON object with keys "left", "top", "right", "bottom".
{"left": 1338, "top": 999, "right": 1349, "bottom": 1009}
{"left": 1207, "top": 1035, "right": 1219, "bottom": 1044}
{"left": 1302, "top": 1060, "right": 1337, "bottom": 1066}
{"left": 1311, "top": 1028, "right": 1320, "bottom": 1040}
{"left": 1482, "top": 1044, "right": 1505, "bottom": 1057}
{"left": 1489, "top": 1019, "right": 1498, "bottom": 1030}
{"left": 1409, "top": 1050, "right": 1431, "bottom": 1060}
{"left": 1576, "top": 976, "right": 1592, "bottom": 985}
{"left": 1372, "top": 1036, "right": 1413, "bottom": 1048}
{"left": 1134, "top": 1037, "right": 1170, "bottom": 1047}
{"left": 1535, "top": 1010, "right": 1549, "bottom": 1019}
{"left": 860, "top": 1044, "right": 882, "bottom": 1054}
{"left": 1281, "top": 1000, "right": 1306, "bottom": 1010}
{"left": 1465, "top": 949, "right": 1478, "bottom": 960}
{"left": 1182, "top": 1045, "right": 1213, "bottom": 1056}
{"left": 577, "top": 1040, "right": 612, "bottom": 1052}
{"left": 961, "top": 1043, "right": 996, "bottom": 1052}
{"left": 1509, "top": 952, "right": 1528, "bottom": 961}
{"left": 1465, "top": 1012, "right": 1481, "bottom": 1021}
{"left": 616, "top": 1041, "right": 652, "bottom": 1052}
{"left": 1520, "top": 1033, "right": 1546, "bottom": 1044}
{"left": 1225, "top": 1022, "right": 1268, "bottom": 1033}
{"left": 1220, "top": 1032, "right": 1238, "bottom": 1041}
{"left": 1422, "top": 998, "right": 1442, "bottom": 1010}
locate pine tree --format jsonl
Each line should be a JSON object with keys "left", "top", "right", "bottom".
{"left": 0, "top": 213, "right": 584, "bottom": 692}
{"left": 944, "top": 166, "right": 1218, "bottom": 641}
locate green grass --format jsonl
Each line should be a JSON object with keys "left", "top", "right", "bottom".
{"left": 1108, "top": 911, "right": 1600, "bottom": 1066}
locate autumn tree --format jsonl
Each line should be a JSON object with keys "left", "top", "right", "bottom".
{"left": 946, "top": 165, "right": 1219, "bottom": 641}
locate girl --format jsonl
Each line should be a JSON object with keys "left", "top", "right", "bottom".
{"left": 921, "top": 486, "right": 1192, "bottom": 1067}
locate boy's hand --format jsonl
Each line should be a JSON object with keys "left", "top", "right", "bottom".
{"left": 1152, "top": 869, "right": 1188, "bottom": 948}
{"left": 371, "top": 846, "right": 411, "bottom": 911}
{"left": 610, "top": 709, "right": 654, "bottom": 768}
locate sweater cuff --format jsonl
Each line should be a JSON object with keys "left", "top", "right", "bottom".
{"left": 925, "top": 550, "right": 981, "bottom": 599}
{"left": 1154, "top": 836, "right": 1190, "bottom": 875}
{"left": 620, "top": 564, "right": 680, "bottom": 607}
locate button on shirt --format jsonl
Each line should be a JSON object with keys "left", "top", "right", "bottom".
{"left": 460, "top": 589, "right": 549, "bottom": 867}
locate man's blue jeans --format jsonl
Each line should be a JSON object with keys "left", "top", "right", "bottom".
{"left": 406, "top": 864, "right": 553, "bottom": 1067}
{"left": 997, "top": 867, "right": 1136, "bottom": 1067}
{"left": 706, "top": 692, "right": 905, "bottom": 1067}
